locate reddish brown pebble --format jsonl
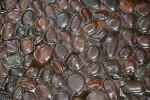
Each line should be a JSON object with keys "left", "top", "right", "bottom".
{"left": 134, "top": 48, "right": 149, "bottom": 64}
{"left": 81, "top": 7, "right": 92, "bottom": 23}
{"left": 0, "top": 52, "right": 8, "bottom": 60}
{"left": 68, "top": 55, "right": 82, "bottom": 71}
{"left": 20, "top": 80, "right": 36, "bottom": 90}
{"left": 86, "top": 79, "right": 101, "bottom": 90}
{"left": 44, "top": 28, "right": 57, "bottom": 43}
{"left": 21, "top": 92, "right": 38, "bottom": 100}
{"left": 36, "top": 17, "right": 47, "bottom": 30}
{"left": 70, "top": 0, "right": 82, "bottom": 11}
{"left": 7, "top": 9, "right": 21, "bottom": 23}
{"left": 19, "top": 0, "right": 29, "bottom": 11}
{"left": 22, "top": 55, "right": 36, "bottom": 69}
{"left": 82, "top": 22, "right": 98, "bottom": 34}
{"left": 58, "top": 0, "right": 68, "bottom": 9}
{"left": 59, "top": 30, "right": 71, "bottom": 42}
{"left": 122, "top": 13, "right": 135, "bottom": 28}
{"left": 120, "top": 29, "right": 135, "bottom": 45}
{"left": 26, "top": 67, "right": 39, "bottom": 79}
{"left": 35, "top": 84, "right": 52, "bottom": 100}
{"left": 51, "top": 75, "right": 63, "bottom": 88}
{"left": 103, "top": 78, "right": 119, "bottom": 100}
{"left": 11, "top": 86, "right": 24, "bottom": 100}
{"left": 0, "top": 12, "right": 6, "bottom": 24}
{"left": 44, "top": 5, "right": 55, "bottom": 18}
{"left": 35, "top": 45, "right": 52, "bottom": 67}
{"left": 72, "top": 35, "right": 87, "bottom": 53}
{"left": 120, "top": 0, "right": 135, "bottom": 12}
{"left": 34, "top": 33, "right": 43, "bottom": 45}
{"left": 66, "top": 73, "right": 85, "bottom": 94}
{"left": 53, "top": 60, "right": 64, "bottom": 73}
{"left": 0, "top": 62, "right": 7, "bottom": 77}
{"left": 2, "top": 0, "right": 17, "bottom": 11}
{"left": 53, "top": 43, "right": 68, "bottom": 61}
{"left": 123, "top": 59, "right": 137, "bottom": 73}
{"left": 123, "top": 81, "right": 144, "bottom": 93}
{"left": 40, "top": 65, "right": 53, "bottom": 82}
{"left": 103, "top": 35, "right": 119, "bottom": 58}
{"left": 31, "top": 0, "right": 42, "bottom": 15}
{"left": 1, "top": 23, "right": 15, "bottom": 40}
{"left": 86, "top": 91, "right": 108, "bottom": 100}
{"left": 21, "top": 38, "right": 33, "bottom": 54}
{"left": 135, "top": 1, "right": 150, "bottom": 16}
{"left": 136, "top": 34, "right": 150, "bottom": 47}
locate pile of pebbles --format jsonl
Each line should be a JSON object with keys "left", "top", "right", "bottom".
{"left": 0, "top": 0, "right": 150, "bottom": 100}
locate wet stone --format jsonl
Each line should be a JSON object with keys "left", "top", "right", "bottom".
{"left": 2, "top": 0, "right": 17, "bottom": 11}
{"left": 34, "top": 33, "right": 43, "bottom": 45}
{"left": 20, "top": 38, "right": 33, "bottom": 54}
{"left": 59, "top": 30, "right": 71, "bottom": 42}
{"left": 70, "top": 0, "right": 82, "bottom": 11}
{"left": 19, "top": 0, "right": 29, "bottom": 11}
{"left": 81, "top": 0, "right": 100, "bottom": 9}
{"left": 36, "top": 17, "right": 48, "bottom": 30}
{"left": 35, "top": 45, "right": 52, "bottom": 67}
{"left": 120, "top": 0, "right": 135, "bottom": 13}
{"left": 7, "top": 9, "right": 21, "bottom": 23}
{"left": 40, "top": 65, "right": 53, "bottom": 82}
{"left": 137, "top": 16, "right": 150, "bottom": 33}
{"left": 81, "top": 8, "right": 92, "bottom": 23}
{"left": 66, "top": 73, "right": 85, "bottom": 94}
{"left": 70, "top": 14, "right": 82, "bottom": 32}
{"left": 122, "top": 13, "right": 135, "bottom": 28}
{"left": 118, "top": 46, "right": 132, "bottom": 59}
{"left": 123, "top": 81, "right": 144, "bottom": 93}
{"left": 22, "top": 55, "right": 36, "bottom": 69}
{"left": 72, "top": 35, "right": 87, "bottom": 53}
{"left": 55, "top": 90, "right": 71, "bottom": 100}
{"left": 55, "top": 11, "right": 70, "bottom": 28}
{"left": 68, "top": 55, "right": 82, "bottom": 71}
{"left": 89, "top": 28, "right": 109, "bottom": 43}
{"left": 42, "top": 0, "right": 57, "bottom": 4}
{"left": 11, "top": 86, "right": 24, "bottom": 100}
{"left": 20, "top": 80, "right": 35, "bottom": 90}
{"left": 53, "top": 60, "right": 64, "bottom": 73}
{"left": 35, "top": 84, "right": 52, "bottom": 100}
{"left": 86, "top": 79, "right": 101, "bottom": 90}
{"left": 106, "top": 17, "right": 121, "bottom": 31}
{"left": 26, "top": 67, "right": 39, "bottom": 79}
{"left": 58, "top": 0, "right": 68, "bottom": 9}
{"left": 123, "top": 59, "right": 137, "bottom": 73}
{"left": 44, "top": 28, "right": 57, "bottom": 43}
{"left": 0, "top": 12, "right": 6, "bottom": 24}
{"left": 82, "top": 22, "right": 98, "bottom": 34}
{"left": 21, "top": 10, "right": 36, "bottom": 26}
{"left": 103, "top": 0, "right": 118, "bottom": 11}
{"left": 53, "top": 43, "right": 68, "bottom": 61}
{"left": 134, "top": 48, "right": 149, "bottom": 64}
{"left": 103, "top": 35, "right": 119, "bottom": 58}
{"left": 1, "top": 23, "right": 15, "bottom": 40}
{"left": 21, "top": 92, "right": 38, "bottom": 100}
{"left": 51, "top": 75, "right": 63, "bottom": 88}
{"left": 93, "top": 11, "right": 110, "bottom": 21}
{"left": 8, "top": 67, "right": 24, "bottom": 80}
{"left": 16, "top": 26, "right": 26, "bottom": 37}
{"left": 120, "top": 29, "right": 135, "bottom": 45}
{"left": 136, "top": 34, "right": 150, "bottom": 47}
{"left": 103, "top": 78, "right": 119, "bottom": 100}
{"left": 135, "top": 1, "right": 150, "bottom": 16}
{"left": 86, "top": 91, "right": 108, "bottom": 100}
{"left": 0, "top": 61, "right": 7, "bottom": 77}
{"left": 31, "top": 0, "right": 43, "bottom": 15}
{"left": 5, "top": 80, "right": 17, "bottom": 93}
{"left": 44, "top": 5, "right": 55, "bottom": 18}
{"left": 86, "top": 62, "right": 101, "bottom": 76}
{"left": 102, "top": 59, "right": 121, "bottom": 76}
{"left": 85, "top": 45, "right": 100, "bottom": 61}
{"left": 4, "top": 54, "right": 21, "bottom": 67}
